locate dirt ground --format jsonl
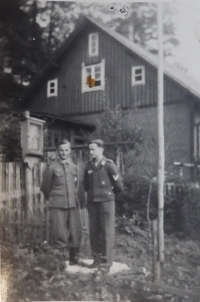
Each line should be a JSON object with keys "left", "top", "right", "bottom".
{"left": 1, "top": 225, "right": 200, "bottom": 302}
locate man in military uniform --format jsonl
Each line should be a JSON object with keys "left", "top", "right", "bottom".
{"left": 41, "top": 139, "right": 82, "bottom": 264}
{"left": 83, "top": 139, "right": 123, "bottom": 270}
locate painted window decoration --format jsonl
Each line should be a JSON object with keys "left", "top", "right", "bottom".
{"left": 82, "top": 60, "right": 105, "bottom": 93}
{"left": 88, "top": 33, "right": 99, "bottom": 56}
{"left": 47, "top": 79, "right": 58, "bottom": 97}
{"left": 132, "top": 66, "right": 145, "bottom": 86}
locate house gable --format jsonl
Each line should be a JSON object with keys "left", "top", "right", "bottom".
{"left": 17, "top": 17, "right": 200, "bottom": 118}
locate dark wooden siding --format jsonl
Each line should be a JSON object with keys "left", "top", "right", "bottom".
{"left": 24, "top": 22, "right": 192, "bottom": 116}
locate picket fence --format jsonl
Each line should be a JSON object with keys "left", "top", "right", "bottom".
{"left": 0, "top": 161, "right": 187, "bottom": 244}
{"left": 0, "top": 161, "right": 88, "bottom": 244}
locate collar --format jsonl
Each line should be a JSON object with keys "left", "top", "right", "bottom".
{"left": 59, "top": 157, "right": 71, "bottom": 165}
{"left": 91, "top": 156, "right": 106, "bottom": 168}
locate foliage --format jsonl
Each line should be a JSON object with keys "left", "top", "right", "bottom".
{"left": 82, "top": 107, "right": 143, "bottom": 160}
{"left": 0, "top": 0, "right": 46, "bottom": 101}
{"left": 35, "top": 2, "right": 178, "bottom": 58}
{"left": 115, "top": 169, "right": 196, "bottom": 235}
{"left": 34, "top": 1, "right": 75, "bottom": 57}
{"left": 0, "top": 113, "right": 22, "bottom": 161}
{"left": 2, "top": 229, "right": 200, "bottom": 301}
{"left": 99, "top": 2, "right": 179, "bottom": 57}
{"left": 181, "top": 185, "right": 200, "bottom": 240}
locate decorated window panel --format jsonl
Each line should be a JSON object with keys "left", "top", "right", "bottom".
{"left": 81, "top": 60, "right": 105, "bottom": 93}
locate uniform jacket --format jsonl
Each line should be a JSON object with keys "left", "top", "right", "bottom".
{"left": 40, "top": 159, "right": 79, "bottom": 209}
{"left": 84, "top": 156, "right": 123, "bottom": 202}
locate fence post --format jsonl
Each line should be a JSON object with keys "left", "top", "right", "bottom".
{"left": 116, "top": 146, "right": 121, "bottom": 170}
{"left": 24, "top": 157, "right": 39, "bottom": 219}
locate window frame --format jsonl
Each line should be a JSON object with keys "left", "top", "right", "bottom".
{"left": 132, "top": 66, "right": 145, "bottom": 86}
{"left": 88, "top": 33, "right": 99, "bottom": 57}
{"left": 47, "top": 79, "right": 58, "bottom": 98}
{"left": 194, "top": 123, "right": 200, "bottom": 161}
{"left": 81, "top": 60, "right": 105, "bottom": 93}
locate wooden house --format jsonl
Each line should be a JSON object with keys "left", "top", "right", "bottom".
{"left": 15, "top": 17, "right": 200, "bottom": 176}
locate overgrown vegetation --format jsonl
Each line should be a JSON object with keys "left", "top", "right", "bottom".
{"left": 82, "top": 107, "right": 143, "bottom": 164}
{"left": 2, "top": 227, "right": 200, "bottom": 302}
{"left": 0, "top": 113, "right": 22, "bottom": 161}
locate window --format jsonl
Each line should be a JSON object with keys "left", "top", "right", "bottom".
{"left": 88, "top": 33, "right": 99, "bottom": 56}
{"left": 47, "top": 79, "right": 58, "bottom": 97}
{"left": 194, "top": 113, "right": 200, "bottom": 160}
{"left": 194, "top": 123, "right": 200, "bottom": 160}
{"left": 81, "top": 60, "right": 105, "bottom": 93}
{"left": 132, "top": 66, "right": 145, "bottom": 86}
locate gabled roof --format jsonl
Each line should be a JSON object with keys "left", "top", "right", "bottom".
{"left": 18, "top": 16, "right": 200, "bottom": 106}
{"left": 87, "top": 16, "right": 200, "bottom": 100}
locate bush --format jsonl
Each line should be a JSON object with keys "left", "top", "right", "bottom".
{"left": 115, "top": 169, "right": 197, "bottom": 235}
{"left": 181, "top": 185, "right": 200, "bottom": 239}
{"left": 115, "top": 172, "right": 153, "bottom": 233}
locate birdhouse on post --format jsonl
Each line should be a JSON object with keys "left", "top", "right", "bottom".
{"left": 21, "top": 111, "right": 46, "bottom": 218}
{"left": 21, "top": 110, "right": 46, "bottom": 159}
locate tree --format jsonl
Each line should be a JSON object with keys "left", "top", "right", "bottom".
{"left": 0, "top": 0, "right": 46, "bottom": 103}
{"left": 36, "top": 1, "right": 77, "bottom": 58}
{"left": 83, "top": 106, "right": 143, "bottom": 170}
{"left": 104, "top": 2, "right": 179, "bottom": 57}
{"left": 35, "top": 2, "right": 179, "bottom": 60}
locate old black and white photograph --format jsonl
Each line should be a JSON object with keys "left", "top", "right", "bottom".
{"left": 1, "top": 0, "right": 200, "bottom": 301}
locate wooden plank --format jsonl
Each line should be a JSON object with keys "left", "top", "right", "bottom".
{"left": 39, "top": 162, "right": 45, "bottom": 243}
{"left": 33, "top": 163, "right": 41, "bottom": 242}
{"left": 25, "top": 163, "right": 34, "bottom": 219}
{"left": 21, "top": 163, "right": 26, "bottom": 242}
{"left": 4, "top": 163, "right": 10, "bottom": 240}
{"left": 16, "top": 163, "right": 21, "bottom": 241}
{"left": 10, "top": 162, "right": 15, "bottom": 241}
{"left": 0, "top": 162, "right": 3, "bottom": 239}
{"left": 0, "top": 162, "right": 2, "bottom": 193}
{"left": 0, "top": 190, "right": 25, "bottom": 201}
{"left": 40, "top": 162, "right": 49, "bottom": 243}
{"left": 33, "top": 164, "right": 37, "bottom": 242}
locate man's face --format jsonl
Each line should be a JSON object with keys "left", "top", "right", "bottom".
{"left": 57, "top": 143, "right": 71, "bottom": 160}
{"left": 89, "top": 143, "right": 103, "bottom": 159}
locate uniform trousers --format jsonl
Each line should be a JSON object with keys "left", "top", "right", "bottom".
{"left": 87, "top": 200, "right": 115, "bottom": 266}
{"left": 49, "top": 207, "right": 82, "bottom": 249}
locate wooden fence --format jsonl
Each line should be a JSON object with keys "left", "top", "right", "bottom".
{"left": 0, "top": 161, "right": 88, "bottom": 244}
{"left": 0, "top": 159, "right": 188, "bottom": 244}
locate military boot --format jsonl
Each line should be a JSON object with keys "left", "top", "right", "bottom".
{"left": 69, "top": 247, "right": 80, "bottom": 265}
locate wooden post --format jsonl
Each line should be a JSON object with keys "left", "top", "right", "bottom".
{"left": 116, "top": 146, "right": 121, "bottom": 171}
{"left": 24, "top": 164, "right": 33, "bottom": 219}
{"left": 24, "top": 157, "right": 39, "bottom": 220}
{"left": 16, "top": 163, "right": 21, "bottom": 241}
{"left": 157, "top": 1, "right": 165, "bottom": 271}
{"left": 152, "top": 219, "right": 160, "bottom": 282}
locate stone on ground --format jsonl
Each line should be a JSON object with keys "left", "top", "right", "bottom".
{"left": 65, "top": 259, "right": 130, "bottom": 275}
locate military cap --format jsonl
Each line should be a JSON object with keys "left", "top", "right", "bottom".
{"left": 89, "top": 139, "right": 104, "bottom": 147}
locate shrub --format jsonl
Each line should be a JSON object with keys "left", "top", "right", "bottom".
{"left": 181, "top": 185, "right": 200, "bottom": 239}
{"left": 115, "top": 169, "right": 197, "bottom": 235}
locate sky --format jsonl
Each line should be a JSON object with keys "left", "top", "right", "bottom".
{"left": 171, "top": 0, "right": 200, "bottom": 82}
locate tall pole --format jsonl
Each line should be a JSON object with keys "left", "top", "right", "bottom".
{"left": 157, "top": 1, "right": 165, "bottom": 270}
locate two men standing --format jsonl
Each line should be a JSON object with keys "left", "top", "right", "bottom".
{"left": 41, "top": 138, "right": 123, "bottom": 270}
